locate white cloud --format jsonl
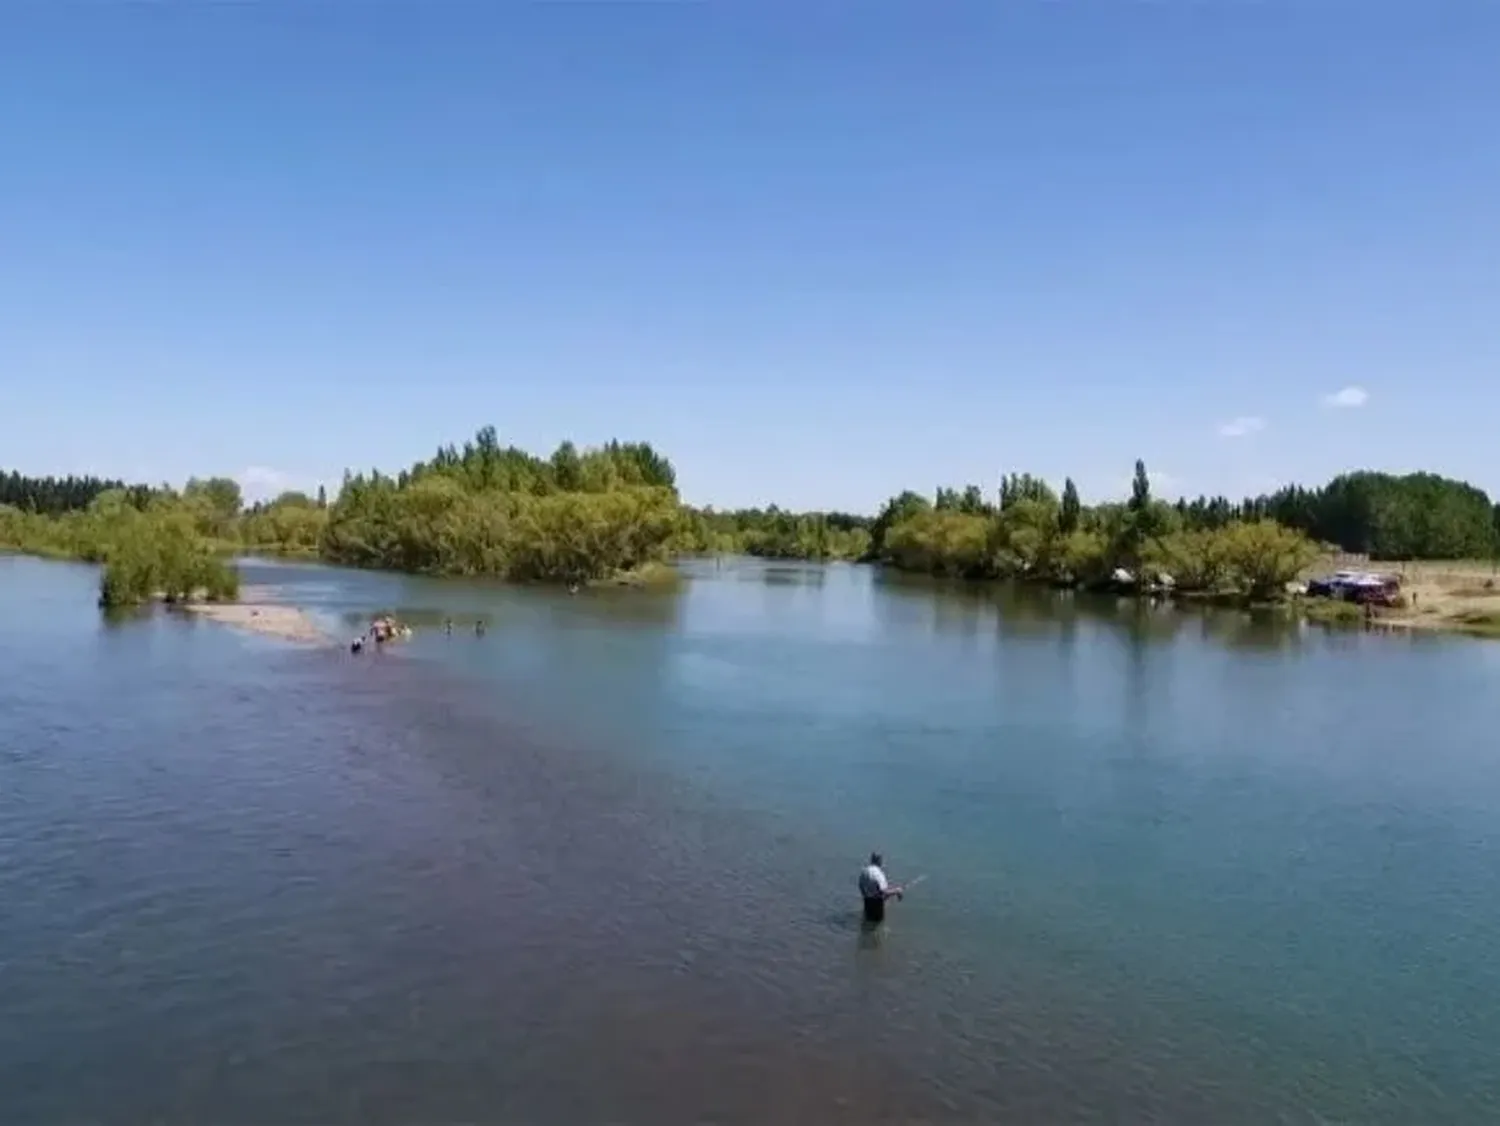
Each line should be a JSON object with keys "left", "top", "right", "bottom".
{"left": 236, "top": 466, "right": 293, "bottom": 502}
{"left": 1217, "top": 415, "right": 1266, "bottom": 439}
{"left": 1321, "top": 385, "right": 1369, "bottom": 409}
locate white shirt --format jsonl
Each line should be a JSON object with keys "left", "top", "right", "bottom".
{"left": 858, "top": 864, "right": 889, "bottom": 900}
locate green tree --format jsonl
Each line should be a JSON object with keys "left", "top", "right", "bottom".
{"left": 1146, "top": 529, "right": 1231, "bottom": 592}
{"left": 1129, "top": 459, "right": 1151, "bottom": 512}
{"left": 550, "top": 441, "right": 583, "bottom": 492}
{"left": 1059, "top": 477, "right": 1082, "bottom": 534}
{"left": 868, "top": 491, "right": 932, "bottom": 559}
{"left": 1000, "top": 473, "right": 1057, "bottom": 511}
{"left": 883, "top": 508, "right": 991, "bottom": 577}
{"left": 990, "top": 495, "right": 1060, "bottom": 576}
{"left": 182, "top": 477, "right": 243, "bottom": 539}
{"left": 320, "top": 432, "right": 685, "bottom": 582}
{"left": 1116, "top": 461, "right": 1174, "bottom": 569}
{"left": 89, "top": 502, "right": 240, "bottom": 608}
{"left": 1171, "top": 470, "right": 1497, "bottom": 560}
{"left": 0, "top": 470, "right": 130, "bottom": 515}
{"left": 1053, "top": 529, "right": 1111, "bottom": 585}
{"left": 1220, "top": 520, "right": 1319, "bottom": 600}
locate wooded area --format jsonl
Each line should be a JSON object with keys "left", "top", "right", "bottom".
{"left": 4, "top": 432, "right": 1497, "bottom": 605}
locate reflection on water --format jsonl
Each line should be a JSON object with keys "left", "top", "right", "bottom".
{"left": 868, "top": 566, "right": 1395, "bottom": 657}
{"left": 760, "top": 562, "right": 828, "bottom": 586}
{"left": 571, "top": 585, "right": 687, "bottom": 629}
{"left": 99, "top": 603, "right": 153, "bottom": 630}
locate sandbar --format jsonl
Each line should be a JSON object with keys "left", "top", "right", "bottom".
{"left": 180, "top": 601, "right": 328, "bottom": 644}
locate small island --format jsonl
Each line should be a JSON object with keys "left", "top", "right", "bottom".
{"left": 3, "top": 432, "right": 1499, "bottom": 641}
{"left": 180, "top": 599, "right": 327, "bottom": 644}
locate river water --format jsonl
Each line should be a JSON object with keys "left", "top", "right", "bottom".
{"left": 3, "top": 552, "right": 1499, "bottom": 1123}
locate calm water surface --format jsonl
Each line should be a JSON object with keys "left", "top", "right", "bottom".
{"left": 3, "top": 553, "right": 1500, "bottom": 1122}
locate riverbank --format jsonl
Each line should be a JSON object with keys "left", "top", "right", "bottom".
{"left": 1278, "top": 560, "right": 1500, "bottom": 638}
{"left": 1365, "top": 560, "right": 1500, "bottom": 638}
{"left": 18, "top": 534, "right": 1500, "bottom": 643}
{"left": 880, "top": 556, "right": 1500, "bottom": 643}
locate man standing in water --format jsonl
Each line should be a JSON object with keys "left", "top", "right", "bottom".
{"left": 858, "top": 852, "right": 902, "bottom": 923}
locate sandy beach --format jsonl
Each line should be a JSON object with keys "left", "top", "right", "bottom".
{"left": 180, "top": 593, "right": 327, "bottom": 644}
{"left": 1384, "top": 561, "right": 1500, "bottom": 637}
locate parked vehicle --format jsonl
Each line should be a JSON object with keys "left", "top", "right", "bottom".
{"left": 1307, "top": 569, "right": 1401, "bottom": 606}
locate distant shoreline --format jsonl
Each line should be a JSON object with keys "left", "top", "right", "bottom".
{"left": 14, "top": 547, "right": 1500, "bottom": 644}
{"left": 861, "top": 554, "right": 1500, "bottom": 642}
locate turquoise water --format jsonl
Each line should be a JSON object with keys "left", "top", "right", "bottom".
{"left": 3, "top": 552, "right": 1500, "bottom": 1121}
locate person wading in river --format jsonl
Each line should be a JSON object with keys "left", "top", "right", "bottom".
{"left": 858, "top": 852, "right": 902, "bottom": 924}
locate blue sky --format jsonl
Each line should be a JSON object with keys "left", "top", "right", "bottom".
{"left": 2, "top": 3, "right": 1497, "bottom": 513}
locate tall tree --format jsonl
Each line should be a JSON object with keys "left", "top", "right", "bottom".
{"left": 0, "top": 470, "right": 131, "bottom": 515}
{"left": 1060, "top": 477, "right": 1081, "bottom": 534}
{"left": 1129, "top": 459, "right": 1151, "bottom": 512}
{"left": 550, "top": 441, "right": 583, "bottom": 492}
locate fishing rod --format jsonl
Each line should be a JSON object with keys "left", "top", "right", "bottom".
{"left": 892, "top": 874, "right": 927, "bottom": 897}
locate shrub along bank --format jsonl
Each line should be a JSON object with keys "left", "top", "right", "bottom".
{"left": 4, "top": 439, "right": 1497, "bottom": 611}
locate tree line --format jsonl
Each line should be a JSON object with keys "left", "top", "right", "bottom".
{"left": 869, "top": 462, "right": 1324, "bottom": 600}
{"left": 4, "top": 430, "right": 1499, "bottom": 604}
{"left": 1168, "top": 472, "right": 1499, "bottom": 561}
{"left": 0, "top": 486, "right": 239, "bottom": 607}
{"left": 866, "top": 463, "right": 1500, "bottom": 598}
{"left": 867, "top": 467, "right": 1500, "bottom": 567}
{"left": 675, "top": 506, "right": 872, "bottom": 561}
{"left": 0, "top": 470, "right": 147, "bottom": 516}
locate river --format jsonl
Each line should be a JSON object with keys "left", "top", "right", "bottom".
{"left": 2, "top": 552, "right": 1499, "bottom": 1123}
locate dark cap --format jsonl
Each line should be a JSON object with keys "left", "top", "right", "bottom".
{"left": 869, "top": 851, "right": 883, "bottom": 866}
